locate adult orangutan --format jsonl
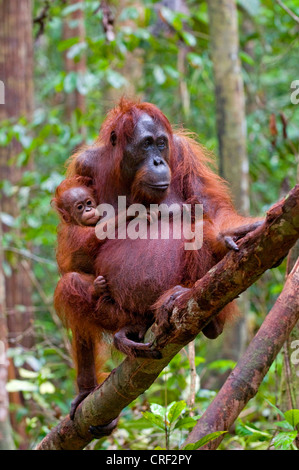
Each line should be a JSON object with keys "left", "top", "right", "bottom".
{"left": 55, "top": 99, "right": 262, "bottom": 428}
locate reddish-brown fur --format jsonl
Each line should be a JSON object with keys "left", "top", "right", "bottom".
{"left": 52, "top": 178, "right": 98, "bottom": 266}
{"left": 55, "top": 98, "right": 261, "bottom": 419}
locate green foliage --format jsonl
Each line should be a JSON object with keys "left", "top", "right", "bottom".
{"left": 231, "top": 400, "right": 299, "bottom": 450}
{"left": 142, "top": 400, "right": 191, "bottom": 449}
{"left": 141, "top": 398, "right": 227, "bottom": 450}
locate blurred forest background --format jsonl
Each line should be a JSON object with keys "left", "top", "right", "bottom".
{"left": 0, "top": 0, "right": 299, "bottom": 450}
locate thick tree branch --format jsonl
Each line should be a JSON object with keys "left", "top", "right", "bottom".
{"left": 36, "top": 185, "right": 299, "bottom": 450}
{"left": 183, "top": 257, "right": 299, "bottom": 449}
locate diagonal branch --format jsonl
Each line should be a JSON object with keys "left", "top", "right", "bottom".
{"left": 276, "top": 0, "right": 299, "bottom": 24}
{"left": 183, "top": 258, "right": 299, "bottom": 449}
{"left": 36, "top": 185, "right": 299, "bottom": 450}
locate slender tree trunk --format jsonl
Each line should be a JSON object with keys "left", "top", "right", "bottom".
{"left": 0, "top": 0, "right": 34, "bottom": 347}
{"left": 104, "top": 0, "right": 143, "bottom": 109}
{"left": 63, "top": 0, "right": 86, "bottom": 120}
{"left": 158, "top": 0, "right": 190, "bottom": 119}
{"left": 207, "top": 0, "right": 250, "bottom": 365}
{"left": 207, "top": 0, "right": 249, "bottom": 212}
{"left": 0, "top": 0, "right": 34, "bottom": 446}
{"left": 0, "top": 224, "right": 15, "bottom": 450}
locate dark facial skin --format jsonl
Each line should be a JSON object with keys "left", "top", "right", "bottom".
{"left": 62, "top": 187, "right": 99, "bottom": 226}
{"left": 121, "top": 114, "right": 171, "bottom": 203}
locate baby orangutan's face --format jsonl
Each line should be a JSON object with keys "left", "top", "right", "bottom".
{"left": 63, "top": 187, "right": 99, "bottom": 226}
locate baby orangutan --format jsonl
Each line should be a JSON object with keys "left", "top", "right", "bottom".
{"left": 51, "top": 175, "right": 107, "bottom": 299}
{"left": 52, "top": 176, "right": 114, "bottom": 419}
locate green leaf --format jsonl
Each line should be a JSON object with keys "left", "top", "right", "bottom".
{"left": 39, "top": 382, "right": 56, "bottom": 395}
{"left": 187, "top": 53, "right": 203, "bottom": 69}
{"left": 19, "top": 368, "right": 38, "bottom": 379}
{"left": 76, "top": 72, "right": 99, "bottom": 95}
{"left": 181, "top": 31, "right": 196, "bottom": 47}
{"left": 240, "top": 51, "right": 255, "bottom": 66}
{"left": 119, "top": 7, "right": 139, "bottom": 21}
{"left": 0, "top": 129, "right": 9, "bottom": 145}
{"left": 183, "top": 431, "right": 227, "bottom": 450}
{"left": 16, "top": 151, "right": 30, "bottom": 167}
{"left": 19, "top": 133, "right": 32, "bottom": 149}
{"left": 62, "top": 2, "right": 84, "bottom": 16}
{"left": 163, "top": 65, "right": 180, "bottom": 80}
{"left": 27, "top": 215, "right": 41, "bottom": 228}
{"left": 64, "top": 72, "right": 77, "bottom": 93}
{"left": 167, "top": 401, "right": 186, "bottom": 424}
{"left": 240, "top": 424, "right": 270, "bottom": 438}
{"left": 150, "top": 403, "right": 166, "bottom": 419}
{"left": 0, "top": 212, "right": 15, "bottom": 227}
{"left": 160, "top": 7, "right": 183, "bottom": 31}
{"left": 142, "top": 411, "right": 165, "bottom": 430}
{"left": 237, "top": 0, "right": 260, "bottom": 16}
{"left": 235, "top": 420, "right": 255, "bottom": 436}
{"left": 207, "top": 359, "right": 236, "bottom": 372}
{"left": 3, "top": 260, "right": 12, "bottom": 277}
{"left": 6, "top": 380, "right": 37, "bottom": 393}
{"left": 195, "top": 356, "right": 206, "bottom": 366}
{"left": 133, "top": 28, "right": 151, "bottom": 40}
{"left": 275, "top": 421, "right": 294, "bottom": 431}
{"left": 40, "top": 172, "right": 64, "bottom": 193}
{"left": 0, "top": 180, "right": 15, "bottom": 197}
{"left": 264, "top": 398, "right": 286, "bottom": 421}
{"left": 57, "top": 37, "right": 79, "bottom": 52}
{"left": 272, "top": 431, "right": 297, "bottom": 450}
{"left": 106, "top": 70, "right": 127, "bottom": 89}
{"left": 153, "top": 66, "right": 166, "bottom": 85}
{"left": 284, "top": 409, "right": 299, "bottom": 429}
{"left": 194, "top": 6, "right": 209, "bottom": 24}
{"left": 67, "top": 42, "right": 87, "bottom": 59}
{"left": 174, "top": 417, "right": 197, "bottom": 430}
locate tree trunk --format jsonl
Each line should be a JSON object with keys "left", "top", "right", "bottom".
{"left": 0, "top": 0, "right": 34, "bottom": 446}
{"left": 207, "top": 0, "right": 250, "bottom": 367}
{"left": 104, "top": 0, "right": 144, "bottom": 109}
{"left": 207, "top": 0, "right": 249, "bottom": 212}
{"left": 0, "top": 224, "right": 15, "bottom": 450}
{"left": 63, "top": 0, "right": 86, "bottom": 120}
{"left": 0, "top": 0, "right": 34, "bottom": 347}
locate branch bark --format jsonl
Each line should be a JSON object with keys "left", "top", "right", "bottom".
{"left": 36, "top": 185, "right": 299, "bottom": 450}
{"left": 183, "top": 257, "right": 299, "bottom": 449}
